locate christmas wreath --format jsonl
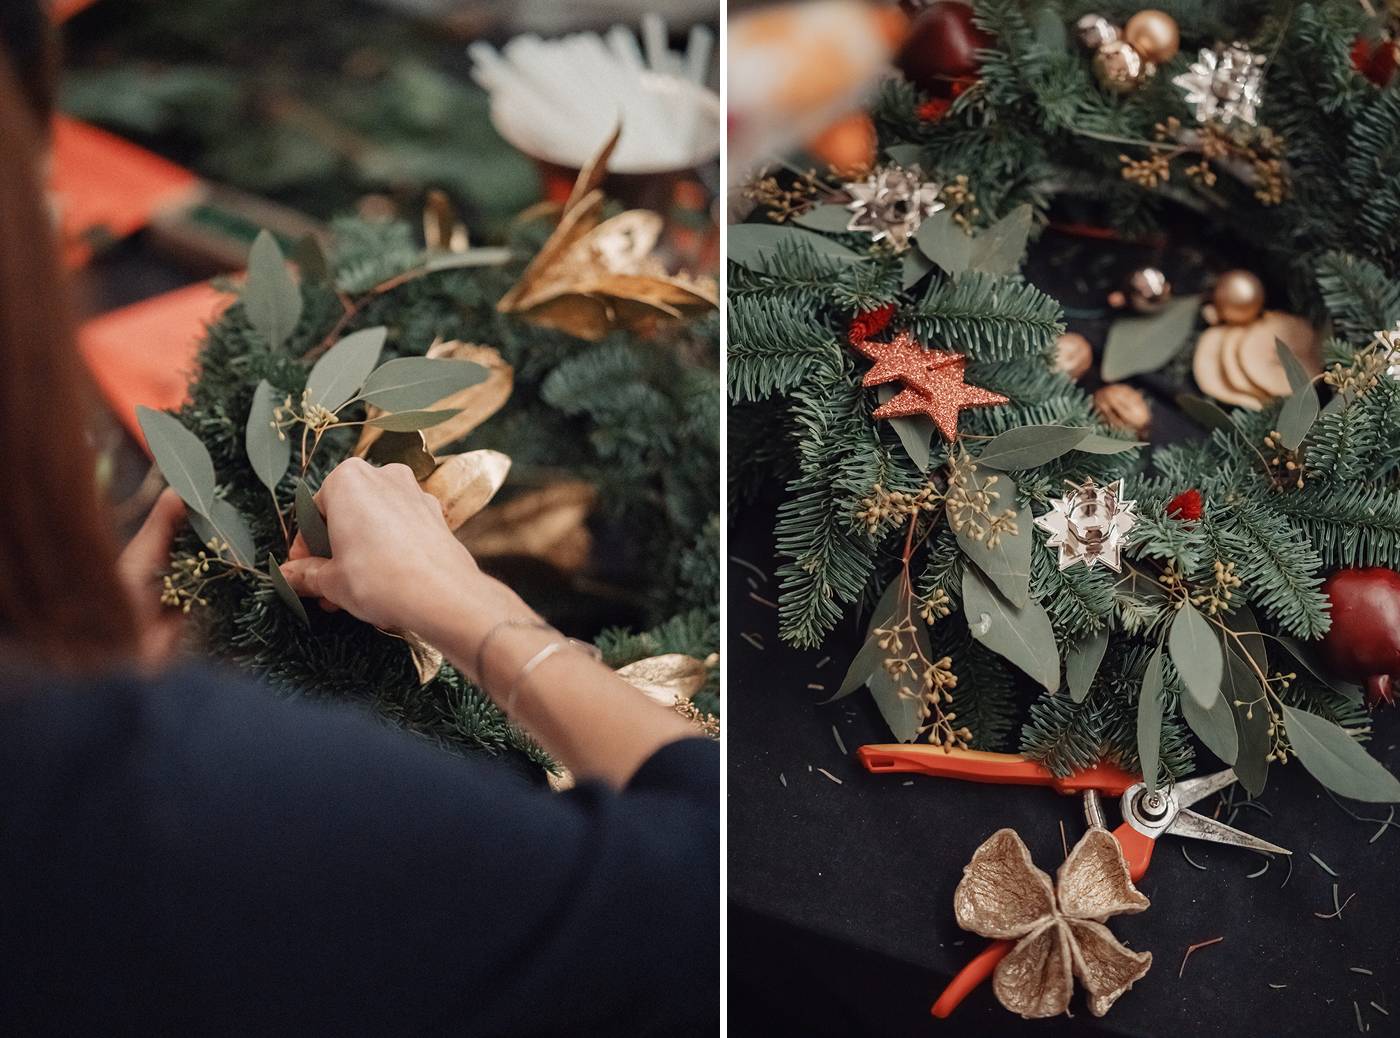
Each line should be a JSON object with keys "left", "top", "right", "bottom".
{"left": 730, "top": 0, "right": 1400, "bottom": 805}
{"left": 145, "top": 171, "right": 720, "bottom": 774}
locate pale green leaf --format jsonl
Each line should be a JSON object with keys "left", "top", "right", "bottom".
{"left": 306, "top": 327, "right": 386, "bottom": 411}
{"left": 1177, "top": 393, "right": 1235, "bottom": 433}
{"left": 188, "top": 497, "right": 256, "bottom": 568}
{"left": 1283, "top": 706, "right": 1400, "bottom": 802}
{"left": 962, "top": 565, "right": 1060, "bottom": 692}
{"left": 1276, "top": 636, "right": 1363, "bottom": 703}
{"left": 901, "top": 249, "right": 935, "bottom": 289}
{"left": 1223, "top": 637, "right": 1270, "bottom": 796}
{"left": 1169, "top": 601, "right": 1224, "bottom": 708}
{"left": 1101, "top": 295, "right": 1202, "bottom": 381}
{"left": 267, "top": 554, "right": 310, "bottom": 628}
{"left": 877, "top": 385, "right": 933, "bottom": 470}
{"left": 1067, "top": 628, "right": 1108, "bottom": 703}
{"left": 1181, "top": 681, "right": 1238, "bottom": 766}
{"left": 884, "top": 144, "right": 923, "bottom": 167}
{"left": 245, "top": 379, "right": 290, "bottom": 494}
{"left": 728, "top": 224, "right": 861, "bottom": 270}
{"left": 136, "top": 406, "right": 217, "bottom": 519}
{"left": 968, "top": 205, "right": 1032, "bottom": 275}
{"left": 957, "top": 487, "right": 1032, "bottom": 608}
{"left": 1138, "top": 646, "right": 1165, "bottom": 792}
{"left": 1275, "top": 339, "right": 1320, "bottom": 450}
{"left": 1074, "top": 433, "right": 1145, "bottom": 455}
{"left": 359, "top": 358, "right": 487, "bottom": 412}
{"left": 975, "top": 425, "right": 1089, "bottom": 470}
{"left": 295, "top": 479, "right": 331, "bottom": 558}
{"left": 914, "top": 210, "right": 972, "bottom": 275}
{"left": 826, "top": 579, "right": 903, "bottom": 703}
{"left": 243, "top": 230, "right": 302, "bottom": 350}
{"left": 793, "top": 204, "right": 854, "bottom": 232}
{"left": 364, "top": 409, "right": 462, "bottom": 432}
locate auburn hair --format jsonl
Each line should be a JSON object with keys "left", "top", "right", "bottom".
{"left": 0, "top": 29, "right": 140, "bottom": 664}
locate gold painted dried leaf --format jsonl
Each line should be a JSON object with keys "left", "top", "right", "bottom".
{"left": 423, "top": 189, "right": 469, "bottom": 254}
{"left": 404, "top": 630, "right": 444, "bottom": 685}
{"left": 615, "top": 653, "right": 711, "bottom": 707}
{"left": 458, "top": 480, "right": 597, "bottom": 572}
{"left": 422, "top": 450, "right": 512, "bottom": 531}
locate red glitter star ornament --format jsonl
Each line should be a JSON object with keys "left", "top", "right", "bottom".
{"left": 852, "top": 330, "right": 1007, "bottom": 441}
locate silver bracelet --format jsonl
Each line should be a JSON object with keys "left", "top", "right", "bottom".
{"left": 473, "top": 618, "right": 553, "bottom": 683}
{"left": 503, "top": 637, "right": 603, "bottom": 712}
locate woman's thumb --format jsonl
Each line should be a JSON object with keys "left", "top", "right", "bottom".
{"left": 279, "top": 556, "right": 331, "bottom": 600}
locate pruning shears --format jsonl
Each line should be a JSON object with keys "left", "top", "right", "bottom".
{"left": 856, "top": 744, "right": 1290, "bottom": 1019}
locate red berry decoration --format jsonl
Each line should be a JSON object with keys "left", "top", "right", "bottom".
{"left": 1351, "top": 35, "right": 1399, "bottom": 86}
{"left": 848, "top": 303, "right": 897, "bottom": 345}
{"left": 1322, "top": 567, "right": 1400, "bottom": 708}
{"left": 1166, "top": 488, "right": 1203, "bottom": 521}
{"left": 896, "top": 1, "right": 992, "bottom": 95}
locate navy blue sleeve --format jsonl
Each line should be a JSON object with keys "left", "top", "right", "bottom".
{"left": 0, "top": 666, "right": 718, "bottom": 1036}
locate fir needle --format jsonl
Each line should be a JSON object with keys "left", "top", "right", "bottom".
{"left": 1269, "top": 983, "right": 1288, "bottom": 990}
{"left": 740, "top": 632, "right": 764, "bottom": 651}
{"left": 1181, "top": 846, "right": 1208, "bottom": 871}
{"left": 1371, "top": 1003, "right": 1389, "bottom": 1017}
{"left": 1369, "top": 807, "right": 1394, "bottom": 844}
{"left": 831, "top": 725, "right": 848, "bottom": 755}
{"left": 1246, "top": 859, "right": 1270, "bottom": 879}
{"left": 1179, "top": 936, "right": 1224, "bottom": 978}
{"left": 729, "top": 555, "right": 768, "bottom": 583}
{"left": 1059, "top": 819, "right": 1068, "bottom": 860}
{"left": 749, "top": 592, "right": 778, "bottom": 609}
{"left": 779, "top": 772, "right": 787, "bottom": 788}
{"left": 1350, "top": 967, "right": 1374, "bottom": 976}
{"left": 1310, "top": 852, "right": 1339, "bottom": 877}
{"left": 817, "top": 767, "right": 843, "bottom": 785}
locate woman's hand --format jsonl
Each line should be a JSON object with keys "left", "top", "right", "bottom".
{"left": 118, "top": 488, "right": 188, "bottom": 667}
{"left": 279, "top": 459, "right": 522, "bottom": 640}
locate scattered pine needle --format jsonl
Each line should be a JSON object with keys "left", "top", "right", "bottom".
{"left": 832, "top": 725, "right": 848, "bottom": 755}
{"left": 1315, "top": 884, "right": 1356, "bottom": 920}
{"left": 746, "top": 577, "right": 758, "bottom": 591}
{"left": 1269, "top": 983, "right": 1288, "bottom": 990}
{"left": 749, "top": 592, "right": 778, "bottom": 609}
{"left": 740, "top": 632, "right": 764, "bottom": 651}
{"left": 1371, "top": 1003, "right": 1389, "bottom": 1017}
{"left": 1370, "top": 807, "right": 1394, "bottom": 845}
{"left": 902, "top": 780, "right": 914, "bottom": 786}
{"left": 1281, "top": 854, "right": 1293, "bottom": 889}
{"left": 1350, "top": 967, "right": 1374, "bottom": 976}
{"left": 1179, "top": 936, "right": 1224, "bottom": 978}
{"left": 1182, "top": 846, "right": 1209, "bottom": 871}
{"left": 1310, "top": 852, "right": 1340, "bottom": 877}
{"left": 807, "top": 682, "right": 826, "bottom": 692}
{"left": 1246, "top": 859, "right": 1270, "bottom": 879}
{"left": 1354, "top": 1000, "right": 1364, "bottom": 1033}
{"left": 815, "top": 656, "right": 831, "bottom": 669}
{"left": 779, "top": 772, "right": 787, "bottom": 788}
{"left": 1059, "top": 819, "right": 1068, "bottom": 860}
{"left": 729, "top": 555, "right": 768, "bottom": 583}
{"left": 817, "top": 767, "right": 843, "bottom": 785}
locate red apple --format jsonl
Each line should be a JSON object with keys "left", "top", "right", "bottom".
{"left": 896, "top": 2, "right": 992, "bottom": 94}
{"left": 1322, "top": 567, "right": 1400, "bottom": 707}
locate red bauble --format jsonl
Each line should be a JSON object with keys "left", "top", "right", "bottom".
{"left": 896, "top": 2, "right": 992, "bottom": 94}
{"left": 1166, "top": 489, "right": 1203, "bottom": 521}
{"left": 1322, "top": 567, "right": 1400, "bottom": 708}
{"left": 1351, "top": 35, "right": 1399, "bottom": 86}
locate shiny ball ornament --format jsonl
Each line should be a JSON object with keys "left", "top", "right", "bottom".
{"left": 1322, "top": 567, "right": 1400, "bottom": 708}
{"left": 1127, "top": 267, "right": 1173, "bottom": 314}
{"left": 1213, "top": 269, "right": 1265, "bottom": 326}
{"left": 1053, "top": 332, "right": 1094, "bottom": 380}
{"left": 896, "top": 1, "right": 992, "bottom": 91}
{"left": 1076, "top": 14, "right": 1119, "bottom": 51}
{"left": 1123, "top": 10, "right": 1179, "bottom": 64}
{"left": 1093, "top": 40, "right": 1146, "bottom": 94}
{"left": 1093, "top": 383, "right": 1151, "bottom": 437}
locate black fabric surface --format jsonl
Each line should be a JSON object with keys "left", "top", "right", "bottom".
{"left": 727, "top": 495, "right": 1400, "bottom": 1037}
{"left": 0, "top": 665, "right": 719, "bottom": 1035}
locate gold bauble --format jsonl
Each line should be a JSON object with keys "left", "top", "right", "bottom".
{"left": 1093, "top": 383, "right": 1151, "bottom": 436}
{"left": 1075, "top": 13, "right": 1119, "bottom": 51}
{"left": 1053, "top": 332, "right": 1093, "bottom": 380}
{"left": 1123, "top": 10, "right": 1179, "bottom": 64}
{"left": 1093, "top": 40, "right": 1145, "bottom": 94}
{"left": 1127, "top": 267, "right": 1172, "bottom": 314}
{"left": 1213, "top": 269, "right": 1265, "bottom": 326}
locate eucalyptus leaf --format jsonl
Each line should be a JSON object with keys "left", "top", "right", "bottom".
{"left": 245, "top": 379, "right": 290, "bottom": 494}
{"left": 364, "top": 409, "right": 462, "bottom": 432}
{"left": 1138, "top": 646, "right": 1165, "bottom": 792}
{"left": 1223, "top": 602, "right": 1268, "bottom": 673}
{"left": 793, "top": 204, "right": 855, "bottom": 232}
{"left": 728, "top": 224, "right": 861, "bottom": 270}
{"left": 1223, "top": 638, "right": 1270, "bottom": 796}
{"left": 291, "top": 234, "right": 329, "bottom": 283}
{"left": 1101, "top": 295, "right": 1202, "bottom": 382}
{"left": 136, "top": 406, "right": 217, "bottom": 519}
{"left": 188, "top": 497, "right": 256, "bottom": 568}
{"left": 914, "top": 210, "right": 972, "bottom": 275}
{"left": 1181, "top": 676, "right": 1238, "bottom": 766}
{"left": 901, "top": 249, "right": 935, "bottom": 289}
{"left": 968, "top": 205, "right": 1032, "bottom": 276}
{"left": 1176, "top": 393, "right": 1235, "bottom": 434}
{"left": 1032, "top": 6, "right": 1068, "bottom": 50}
{"left": 295, "top": 480, "right": 331, "bottom": 558}
{"left": 1275, "top": 339, "right": 1320, "bottom": 451}
{"left": 867, "top": 648, "right": 925, "bottom": 743}
{"left": 267, "top": 554, "right": 310, "bottom": 628}
{"left": 1169, "top": 601, "right": 1224, "bottom": 709}
{"left": 1074, "top": 433, "right": 1145, "bottom": 455}
{"left": 1276, "top": 636, "right": 1363, "bottom": 703}
{"left": 957, "top": 486, "right": 1032, "bottom": 608}
{"left": 243, "top": 230, "right": 302, "bottom": 351}
{"left": 962, "top": 565, "right": 1060, "bottom": 692}
{"left": 1283, "top": 706, "right": 1400, "bottom": 802}
{"left": 358, "top": 357, "right": 488, "bottom": 411}
{"left": 826, "top": 579, "right": 904, "bottom": 703}
{"left": 423, "top": 247, "right": 513, "bottom": 271}
{"left": 364, "top": 430, "right": 436, "bottom": 481}
{"left": 1066, "top": 628, "right": 1109, "bottom": 703}
{"left": 884, "top": 143, "right": 924, "bottom": 167}
{"left": 975, "top": 425, "right": 1089, "bottom": 470}
{"left": 877, "top": 386, "right": 934, "bottom": 470}
{"left": 306, "top": 327, "right": 387, "bottom": 412}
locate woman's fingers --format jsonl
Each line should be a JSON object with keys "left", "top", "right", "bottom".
{"left": 122, "top": 488, "right": 186, "bottom": 578}
{"left": 287, "top": 532, "right": 309, "bottom": 561}
{"left": 279, "top": 557, "right": 331, "bottom": 600}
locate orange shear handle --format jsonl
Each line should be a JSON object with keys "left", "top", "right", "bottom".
{"left": 856, "top": 744, "right": 1138, "bottom": 796}
{"left": 929, "top": 823, "right": 1158, "bottom": 1017}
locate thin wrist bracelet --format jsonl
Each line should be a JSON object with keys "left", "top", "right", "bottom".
{"left": 504, "top": 637, "right": 603, "bottom": 711}
{"left": 473, "top": 618, "right": 553, "bottom": 682}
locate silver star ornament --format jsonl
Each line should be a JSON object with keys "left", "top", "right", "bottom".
{"left": 844, "top": 165, "right": 944, "bottom": 252}
{"left": 1172, "top": 43, "right": 1266, "bottom": 127}
{"left": 1034, "top": 478, "right": 1139, "bottom": 573}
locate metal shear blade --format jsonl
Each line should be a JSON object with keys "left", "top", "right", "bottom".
{"left": 1123, "top": 768, "right": 1291, "bottom": 857}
